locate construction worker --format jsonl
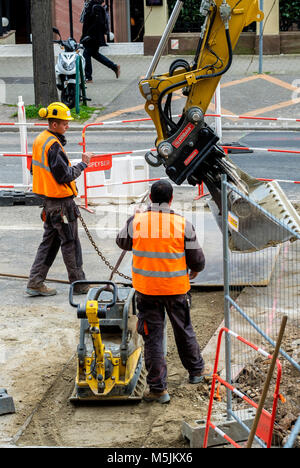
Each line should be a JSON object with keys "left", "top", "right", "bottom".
{"left": 116, "top": 180, "right": 208, "bottom": 404}
{"left": 26, "top": 102, "right": 93, "bottom": 297}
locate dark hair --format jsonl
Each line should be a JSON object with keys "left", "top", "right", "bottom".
{"left": 48, "top": 118, "right": 62, "bottom": 126}
{"left": 150, "top": 180, "right": 173, "bottom": 204}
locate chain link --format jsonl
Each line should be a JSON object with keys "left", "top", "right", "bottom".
{"left": 78, "top": 213, "right": 132, "bottom": 281}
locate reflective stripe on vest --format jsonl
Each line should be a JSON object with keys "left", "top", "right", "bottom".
{"left": 32, "top": 130, "right": 77, "bottom": 198}
{"left": 132, "top": 267, "right": 188, "bottom": 278}
{"left": 132, "top": 249, "right": 185, "bottom": 259}
{"left": 32, "top": 135, "right": 55, "bottom": 173}
{"left": 132, "top": 211, "right": 190, "bottom": 296}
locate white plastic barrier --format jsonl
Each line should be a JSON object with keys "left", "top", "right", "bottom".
{"left": 72, "top": 155, "right": 149, "bottom": 205}
{"left": 74, "top": 161, "right": 107, "bottom": 202}
{"left": 106, "top": 156, "right": 149, "bottom": 202}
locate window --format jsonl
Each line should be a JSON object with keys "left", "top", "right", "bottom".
{"left": 146, "top": 0, "right": 163, "bottom": 6}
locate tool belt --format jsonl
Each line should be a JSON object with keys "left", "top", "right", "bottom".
{"left": 40, "top": 198, "right": 80, "bottom": 241}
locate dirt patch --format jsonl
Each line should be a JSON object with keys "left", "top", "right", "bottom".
{"left": 0, "top": 302, "right": 78, "bottom": 444}
{"left": 3, "top": 287, "right": 299, "bottom": 448}
{"left": 13, "top": 290, "right": 225, "bottom": 448}
{"left": 233, "top": 322, "right": 300, "bottom": 448}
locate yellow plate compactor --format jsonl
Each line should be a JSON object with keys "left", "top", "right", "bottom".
{"left": 69, "top": 281, "right": 146, "bottom": 402}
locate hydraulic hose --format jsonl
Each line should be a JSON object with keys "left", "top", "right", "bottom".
{"left": 158, "top": 27, "right": 233, "bottom": 132}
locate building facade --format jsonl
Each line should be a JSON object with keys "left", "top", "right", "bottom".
{"left": 0, "top": 1, "right": 297, "bottom": 55}
{"left": 0, "top": 0, "right": 145, "bottom": 44}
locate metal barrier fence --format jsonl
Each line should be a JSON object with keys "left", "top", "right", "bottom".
{"left": 221, "top": 175, "right": 300, "bottom": 447}
{"left": 284, "top": 414, "right": 300, "bottom": 448}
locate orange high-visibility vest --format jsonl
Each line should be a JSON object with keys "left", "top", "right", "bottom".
{"left": 132, "top": 210, "right": 190, "bottom": 295}
{"left": 32, "top": 129, "right": 77, "bottom": 198}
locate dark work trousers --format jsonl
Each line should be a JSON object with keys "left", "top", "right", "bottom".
{"left": 83, "top": 44, "right": 118, "bottom": 80}
{"left": 27, "top": 198, "right": 85, "bottom": 288}
{"left": 136, "top": 292, "right": 205, "bottom": 392}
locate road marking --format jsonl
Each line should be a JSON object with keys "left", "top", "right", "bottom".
{"left": 94, "top": 74, "right": 300, "bottom": 125}
{"left": 94, "top": 104, "right": 145, "bottom": 123}
{"left": 261, "top": 74, "right": 299, "bottom": 92}
{"left": 238, "top": 97, "right": 300, "bottom": 117}
{"left": 221, "top": 75, "right": 262, "bottom": 88}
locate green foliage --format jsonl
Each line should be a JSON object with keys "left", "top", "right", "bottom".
{"left": 167, "top": 0, "right": 203, "bottom": 32}
{"left": 11, "top": 105, "right": 104, "bottom": 122}
{"left": 167, "top": 0, "right": 300, "bottom": 32}
{"left": 280, "top": 0, "right": 300, "bottom": 31}
{"left": 70, "top": 105, "right": 104, "bottom": 122}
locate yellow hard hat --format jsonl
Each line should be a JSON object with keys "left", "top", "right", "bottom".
{"left": 38, "top": 102, "right": 74, "bottom": 121}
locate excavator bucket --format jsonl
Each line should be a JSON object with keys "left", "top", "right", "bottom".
{"left": 208, "top": 160, "right": 300, "bottom": 252}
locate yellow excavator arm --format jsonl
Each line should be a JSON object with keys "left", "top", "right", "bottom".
{"left": 140, "top": 0, "right": 263, "bottom": 145}
{"left": 139, "top": 0, "right": 300, "bottom": 252}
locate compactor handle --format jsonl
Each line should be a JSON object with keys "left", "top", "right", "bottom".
{"left": 69, "top": 280, "right": 117, "bottom": 310}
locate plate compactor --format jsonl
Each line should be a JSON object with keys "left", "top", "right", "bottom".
{"left": 69, "top": 281, "right": 146, "bottom": 402}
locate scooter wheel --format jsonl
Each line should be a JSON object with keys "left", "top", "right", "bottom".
{"left": 61, "top": 84, "right": 76, "bottom": 109}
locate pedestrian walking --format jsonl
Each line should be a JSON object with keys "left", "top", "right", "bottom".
{"left": 26, "top": 102, "right": 93, "bottom": 297}
{"left": 80, "top": 0, "right": 120, "bottom": 83}
{"left": 116, "top": 180, "right": 210, "bottom": 404}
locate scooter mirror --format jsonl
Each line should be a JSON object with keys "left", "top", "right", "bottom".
{"left": 53, "top": 27, "right": 60, "bottom": 36}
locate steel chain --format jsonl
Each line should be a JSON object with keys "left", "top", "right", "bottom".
{"left": 78, "top": 213, "right": 132, "bottom": 281}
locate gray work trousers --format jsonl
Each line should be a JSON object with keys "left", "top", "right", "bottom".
{"left": 136, "top": 292, "right": 205, "bottom": 392}
{"left": 27, "top": 198, "right": 85, "bottom": 288}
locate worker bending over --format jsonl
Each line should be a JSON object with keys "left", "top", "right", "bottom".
{"left": 117, "top": 180, "right": 209, "bottom": 404}
{"left": 26, "top": 102, "right": 93, "bottom": 297}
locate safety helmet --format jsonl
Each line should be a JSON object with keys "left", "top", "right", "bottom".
{"left": 38, "top": 102, "right": 74, "bottom": 121}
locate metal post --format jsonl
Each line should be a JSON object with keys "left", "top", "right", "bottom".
{"left": 145, "top": 0, "right": 184, "bottom": 79}
{"left": 0, "top": 0, "right": 3, "bottom": 37}
{"left": 75, "top": 56, "right": 80, "bottom": 114}
{"left": 259, "top": 0, "right": 264, "bottom": 74}
{"left": 76, "top": 55, "right": 88, "bottom": 113}
{"left": 79, "top": 57, "right": 87, "bottom": 106}
{"left": 17, "top": 96, "right": 31, "bottom": 189}
{"left": 126, "top": 0, "right": 131, "bottom": 42}
{"left": 214, "top": 82, "right": 222, "bottom": 140}
{"left": 221, "top": 174, "right": 232, "bottom": 419}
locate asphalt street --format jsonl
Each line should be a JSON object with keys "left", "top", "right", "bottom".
{"left": 1, "top": 129, "right": 300, "bottom": 200}
{"left": 1, "top": 50, "right": 300, "bottom": 203}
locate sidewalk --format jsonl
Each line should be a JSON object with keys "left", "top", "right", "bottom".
{"left": 0, "top": 45, "right": 300, "bottom": 130}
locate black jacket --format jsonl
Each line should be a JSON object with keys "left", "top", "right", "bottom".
{"left": 81, "top": 1, "right": 108, "bottom": 47}
{"left": 47, "top": 131, "right": 87, "bottom": 186}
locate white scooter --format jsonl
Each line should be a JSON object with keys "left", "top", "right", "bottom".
{"left": 53, "top": 27, "right": 86, "bottom": 109}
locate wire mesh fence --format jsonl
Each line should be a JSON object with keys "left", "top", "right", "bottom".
{"left": 221, "top": 176, "right": 300, "bottom": 448}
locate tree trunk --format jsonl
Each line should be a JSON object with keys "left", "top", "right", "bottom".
{"left": 31, "top": 0, "right": 58, "bottom": 106}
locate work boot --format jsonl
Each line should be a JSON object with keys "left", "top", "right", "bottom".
{"left": 114, "top": 65, "right": 120, "bottom": 79}
{"left": 189, "top": 367, "right": 213, "bottom": 384}
{"left": 26, "top": 284, "right": 57, "bottom": 297}
{"left": 143, "top": 389, "right": 170, "bottom": 404}
{"left": 73, "top": 284, "right": 90, "bottom": 295}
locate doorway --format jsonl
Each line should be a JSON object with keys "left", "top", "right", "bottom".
{"left": 10, "top": 0, "right": 31, "bottom": 43}
{"left": 130, "top": 0, "right": 144, "bottom": 42}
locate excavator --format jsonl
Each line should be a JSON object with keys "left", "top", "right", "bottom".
{"left": 139, "top": 0, "right": 300, "bottom": 252}
{"left": 69, "top": 0, "right": 300, "bottom": 403}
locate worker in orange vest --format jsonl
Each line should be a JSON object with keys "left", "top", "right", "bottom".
{"left": 26, "top": 102, "right": 93, "bottom": 297}
{"left": 117, "top": 180, "right": 209, "bottom": 404}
